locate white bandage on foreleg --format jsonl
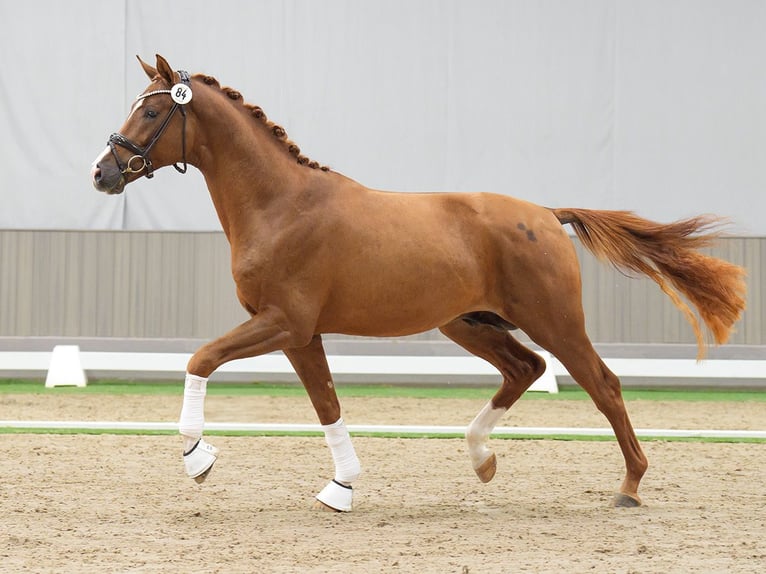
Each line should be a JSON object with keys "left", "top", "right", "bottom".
{"left": 178, "top": 373, "right": 208, "bottom": 439}
{"left": 322, "top": 418, "right": 361, "bottom": 484}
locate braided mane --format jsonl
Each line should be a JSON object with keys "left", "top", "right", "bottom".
{"left": 197, "top": 74, "right": 330, "bottom": 171}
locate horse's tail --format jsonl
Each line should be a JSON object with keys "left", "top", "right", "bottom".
{"left": 551, "top": 207, "right": 746, "bottom": 358}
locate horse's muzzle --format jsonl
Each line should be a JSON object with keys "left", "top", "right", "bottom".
{"left": 91, "top": 160, "right": 126, "bottom": 195}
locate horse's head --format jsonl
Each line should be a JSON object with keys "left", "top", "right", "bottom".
{"left": 91, "top": 54, "right": 193, "bottom": 194}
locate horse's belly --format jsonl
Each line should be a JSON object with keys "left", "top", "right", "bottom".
{"left": 316, "top": 271, "right": 486, "bottom": 337}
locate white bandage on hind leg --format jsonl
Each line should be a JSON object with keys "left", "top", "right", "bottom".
{"left": 178, "top": 373, "right": 208, "bottom": 439}
{"left": 466, "top": 401, "right": 507, "bottom": 469}
{"left": 322, "top": 418, "right": 361, "bottom": 484}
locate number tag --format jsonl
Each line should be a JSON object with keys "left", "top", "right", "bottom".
{"left": 171, "top": 83, "right": 193, "bottom": 104}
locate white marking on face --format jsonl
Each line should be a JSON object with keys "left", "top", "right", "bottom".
{"left": 465, "top": 401, "right": 507, "bottom": 468}
{"left": 127, "top": 95, "right": 145, "bottom": 119}
{"left": 91, "top": 146, "right": 111, "bottom": 179}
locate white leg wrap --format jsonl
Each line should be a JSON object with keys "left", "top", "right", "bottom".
{"left": 322, "top": 418, "right": 361, "bottom": 484}
{"left": 179, "top": 373, "right": 208, "bottom": 439}
{"left": 466, "top": 401, "right": 507, "bottom": 469}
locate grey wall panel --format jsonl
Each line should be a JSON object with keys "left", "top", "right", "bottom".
{"left": 0, "top": 231, "right": 761, "bottom": 348}
{"left": 575, "top": 240, "right": 763, "bottom": 347}
{"left": 0, "top": 231, "right": 247, "bottom": 339}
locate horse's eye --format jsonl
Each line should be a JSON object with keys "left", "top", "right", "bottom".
{"left": 145, "top": 109, "right": 158, "bottom": 119}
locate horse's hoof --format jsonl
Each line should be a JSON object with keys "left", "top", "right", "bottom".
{"left": 474, "top": 453, "right": 497, "bottom": 483}
{"left": 613, "top": 492, "right": 642, "bottom": 507}
{"left": 313, "top": 499, "right": 342, "bottom": 513}
{"left": 193, "top": 464, "right": 215, "bottom": 484}
{"left": 315, "top": 480, "right": 353, "bottom": 512}
{"left": 184, "top": 438, "right": 219, "bottom": 483}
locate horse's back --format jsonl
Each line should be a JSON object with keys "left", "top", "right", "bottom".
{"left": 324, "top": 182, "right": 577, "bottom": 280}
{"left": 357, "top": 188, "right": 575, "bottom": 270}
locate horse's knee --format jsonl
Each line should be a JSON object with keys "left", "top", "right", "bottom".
{"left": 187, "top": 346, "right": 221, "bottom": 378}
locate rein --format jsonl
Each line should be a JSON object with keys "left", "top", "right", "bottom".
{"left": 107, "top": 70, "right": 192, "bottom": 179}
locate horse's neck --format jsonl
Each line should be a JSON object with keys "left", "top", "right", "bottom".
{"left": 195, "top": 111, "right": 307, "bottom": 242}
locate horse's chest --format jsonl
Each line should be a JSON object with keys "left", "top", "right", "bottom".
{"left": 230, "top": 247, "right": 306, "bottom": 300}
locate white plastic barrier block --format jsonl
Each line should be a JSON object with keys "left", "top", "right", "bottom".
{"left": 45, "top": 345, "right": 87, "bottom": 388}
{"left": 529, "top": 351, "right": 558, "bottom": 393}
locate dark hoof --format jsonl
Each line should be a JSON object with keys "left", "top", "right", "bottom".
{"left": 313, "top": 500, "right": 342, "bottom": 513}
{"left": 613, "top": 492, "right": 642, "bottom": 507}
{"left": 193, "top": 463, "right": 215, "bottom": 484}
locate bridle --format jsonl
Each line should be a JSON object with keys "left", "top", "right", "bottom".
{"left": 107, "top": 70, "right": 192, "bottom": 179}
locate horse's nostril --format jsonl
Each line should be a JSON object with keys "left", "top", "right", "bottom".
{"left": 93, "top": 165, "right": 102, "bottom": 182}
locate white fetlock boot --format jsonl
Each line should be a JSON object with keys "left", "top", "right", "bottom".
{"left": 316, "top": 480, "right": 354, "bottom": 512}
{"left": 183, "top": 438, "right": 219, "bottom": 484}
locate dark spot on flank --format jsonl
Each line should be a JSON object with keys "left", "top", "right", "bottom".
{"left": 526, "top": 230, "right": 537, "bottom": 242}
{"left": 517, "top": 223, "right": 527, "bottom": 231}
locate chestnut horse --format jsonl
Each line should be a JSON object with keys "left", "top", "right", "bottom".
{"left": 92, "top": 55, "right": 746, "bottom": 511}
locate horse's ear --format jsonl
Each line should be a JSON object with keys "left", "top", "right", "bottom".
{"left": 137, "top": 55, "right": 157, "bottom": 80}
{"left": 155, "top": 54, "right": 176, "bottom": 84}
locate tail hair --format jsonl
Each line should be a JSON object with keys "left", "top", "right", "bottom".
{"left": 552, "top": 208, "right": 747, "bottom": 359}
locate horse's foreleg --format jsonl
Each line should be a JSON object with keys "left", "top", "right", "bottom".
{"left": 440, "top": 318, "right": 546, "bottom": 483}
{"left": 179, "top": 310, "right": 307, "bottom": 483}
{"left": 284, "top": 335, "right": 360, "bottom": 512}
{"left": 179, "top": 373, "right": 220, "bottom": 483}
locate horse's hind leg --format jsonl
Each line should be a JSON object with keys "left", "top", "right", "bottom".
{"left": 559, "top": 343, "right": 647, "bottom": 506}
{"left": 519, "top": 317, "right": 648, "bottom": 507}
{"left": 440, "top": 317, "right": 546, "bottom": 483}
{"left": 283, "top": 335, "right": 361, "bottom": 512}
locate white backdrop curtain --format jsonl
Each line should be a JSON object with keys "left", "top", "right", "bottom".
{"left": 0, "top": 0, "right": 763, "bottom": 233}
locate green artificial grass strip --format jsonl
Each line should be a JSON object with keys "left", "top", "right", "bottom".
{"left": 1, "top": 425, "right": 762, "bottom": 443}
{"left": 1, "top": 378, "right": 763, "bottom": 402}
